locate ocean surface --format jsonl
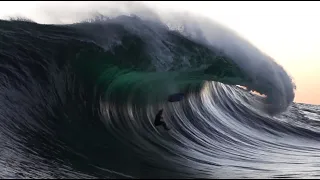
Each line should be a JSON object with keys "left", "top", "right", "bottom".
{"left": 0, "top": 11, "right": 319, "bottom": 179}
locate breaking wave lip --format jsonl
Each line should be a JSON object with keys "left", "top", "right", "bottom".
{"left": 73, "top": 12, "right": 295, "bottom": 115}
{"left": 3, "top": 1, "right": 296, "bottom": 113}
{"left": 0, "top": 3, "right": 304, "bottom": 179}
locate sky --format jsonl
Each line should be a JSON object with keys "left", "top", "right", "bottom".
{"left": 0, "top": 1, "right": 319, "bottom": 104}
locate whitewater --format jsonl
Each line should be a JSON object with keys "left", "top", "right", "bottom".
{"left": 0, "top": 2, "right": 320, "bottom": 179}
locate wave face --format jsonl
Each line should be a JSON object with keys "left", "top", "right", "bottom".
{"left": 1, "top": 10, "right": 320, "bottom": 179}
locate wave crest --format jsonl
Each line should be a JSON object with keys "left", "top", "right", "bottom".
{"left": 70, "top": 12, "right": 296, "bottom": 115}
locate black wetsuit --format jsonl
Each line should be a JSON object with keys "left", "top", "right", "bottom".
{"left": 154, "top": 109, "right": 170, "bottom": 130}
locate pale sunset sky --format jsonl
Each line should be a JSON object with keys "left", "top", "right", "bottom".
{"left": 0, "top": 1, "right": 319, "bottom": 104}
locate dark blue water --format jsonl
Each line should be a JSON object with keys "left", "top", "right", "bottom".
{"left": 0, "top": 13, "right": 318, "bottom": 179}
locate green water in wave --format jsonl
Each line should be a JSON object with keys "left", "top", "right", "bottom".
{"left": 68, "top": 22, "right": 251, "bottom": 105}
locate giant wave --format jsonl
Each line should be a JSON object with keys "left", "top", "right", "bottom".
{"left": 2, "top": 3, "right": 320, "bottom": 179}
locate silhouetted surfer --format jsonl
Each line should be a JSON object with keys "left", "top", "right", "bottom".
{"left": 154, "top": 109, "right": 170, "bottom": 130}
{"left": 154, "top": 93, "right": 184, "bottom": 131}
